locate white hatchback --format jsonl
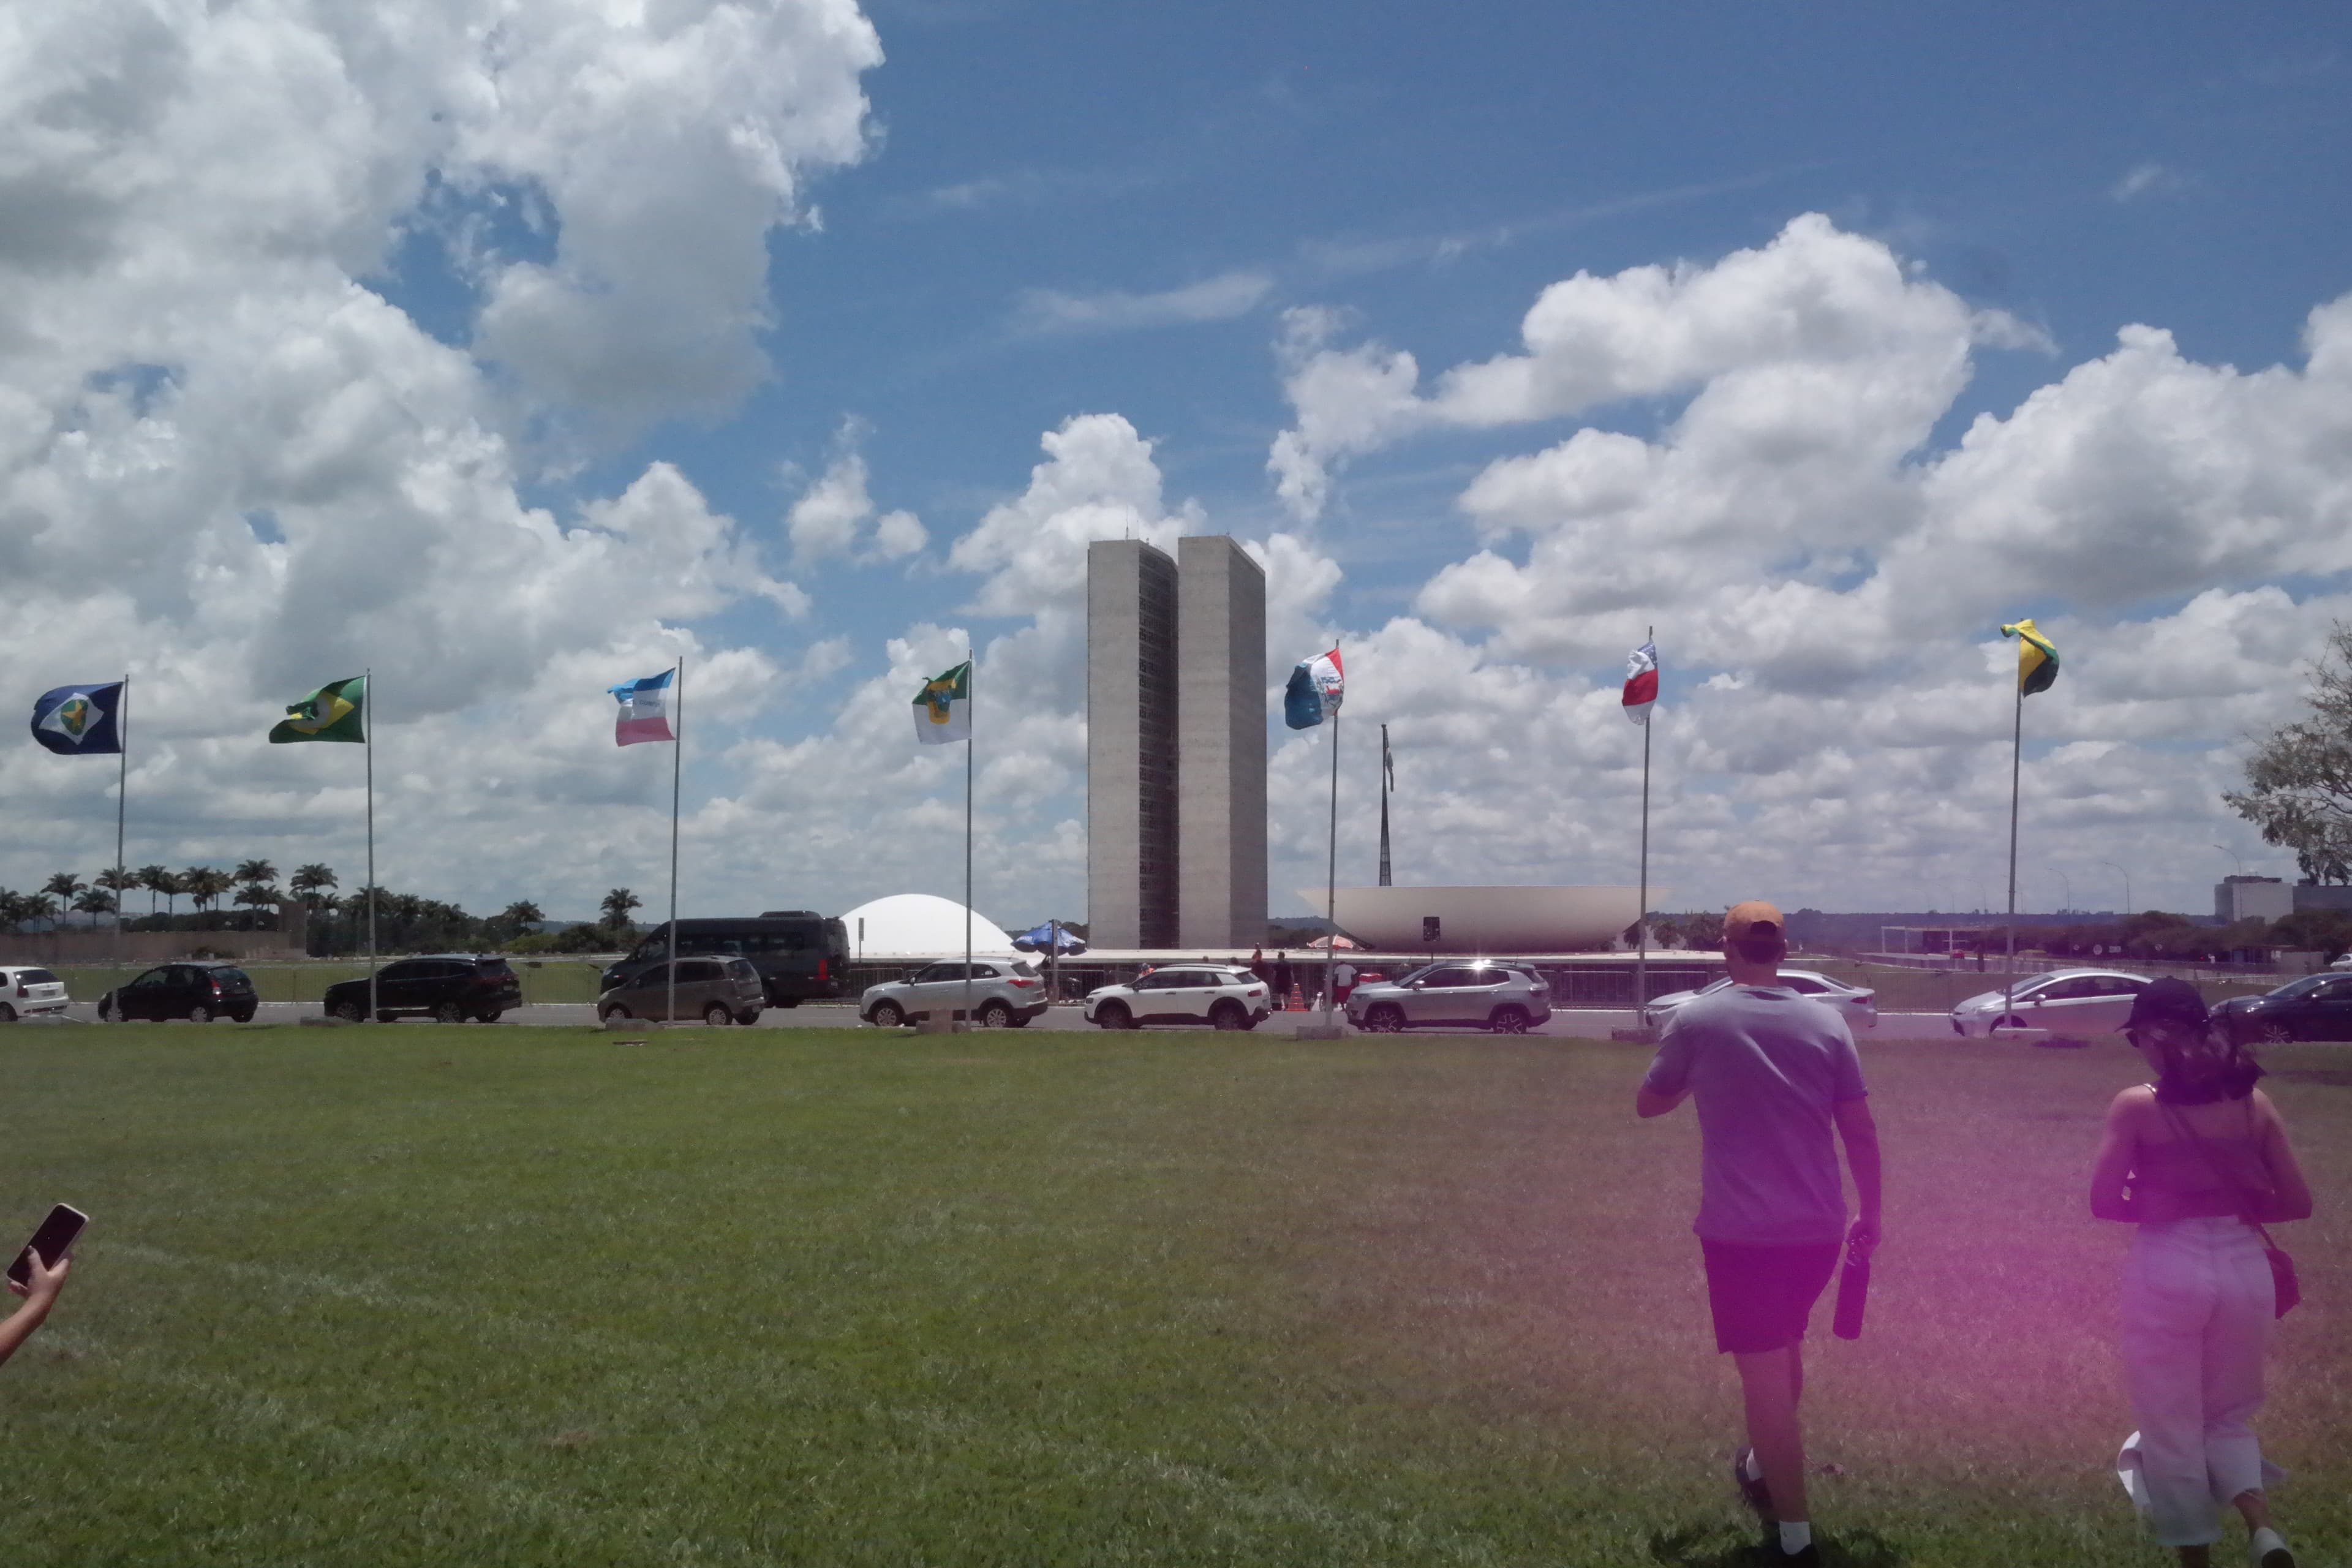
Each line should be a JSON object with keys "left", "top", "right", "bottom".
{"left": 0, "top": 966, "right": 70, "bottom": 1022}
{"left": 1085, "top": 965, "right": 1271, "bottom": 1030}
{"left": 1949, "top": 968, "right": 2152, "bottom": 1038}
{"left": 1642, "top": 969, "right": 1878, "bottom": 1032}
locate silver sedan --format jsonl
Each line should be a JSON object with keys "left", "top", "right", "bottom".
{"left": 1642, "top": 969, "right": 1879, "bottom": 1031}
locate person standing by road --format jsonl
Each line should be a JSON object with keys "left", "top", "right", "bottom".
{"left": 2092, "top": 978, "right": 2312, "bottom": 1568}
{"left": 1272, "top": 952, "right": 1294, "bottom": 1011}
{"left": 1635, "top": 900, "right": 1880, "bottom": 1567}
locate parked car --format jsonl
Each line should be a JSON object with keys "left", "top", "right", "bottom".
{"left": 0, "top": 966, "right": 69, "bottom": 1022}
{"left": 1949, "top": 968, "right": 2152, "bottom": 1038}
{"left": 322, "top": 955, "right": 522, "bottom": 1023}
{"left": 1643, "top": 969, "right": 1877, "bottom": 1032}
{"left": 1084, "top": 964, "right": 1270, "bottom": 1030}
{"left": 863, "top": 959, "right": 1051, "bottom": 1028}
{"left": 1346, "top": 961, "right": 1553, "bottom": 1034}
{"left": 99, "top": 963, "right": 258, "bottom": 1023}
{"left": 2213, "top": 971, "right": 2352, "bottom": 1043}
{"left": 2330, "top": 953, "right": 2352, "bottom": 971}
{"left": 603, "top": 913, "right": 850, "bottom": 1009}
{"left": 598, "top": 957, "right": 766, "bottom": 1025}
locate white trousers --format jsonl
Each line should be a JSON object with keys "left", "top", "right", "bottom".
{"left": 2114, "top": 1216, "right": 2283, "bottom": 1547}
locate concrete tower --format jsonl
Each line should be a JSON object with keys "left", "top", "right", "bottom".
{"left": 1176, "top": 536, "right": 1267, "bottom": 948}
{"left": 1086, "top": 540, "right": 1180, "bottom": 948}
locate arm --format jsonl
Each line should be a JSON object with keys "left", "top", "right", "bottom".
{"left": 1635, "top": 1021, "right": 1692, "bottom": 1118}
{"left": 0, "top": 1251, "right": 70, "bottom": 1370}
{"left": 2252, "top": 1091, "right": 2315, "bottom": 1223}
{"left": 1833, "top": 1096, "right": 1882, "bottom": 1249}
{"left": 2089, "top": 1093, "right": 2142, "bottom": 1223}
{"left": 1635, "top": 1084, "right": 1688, "bottom": 1118}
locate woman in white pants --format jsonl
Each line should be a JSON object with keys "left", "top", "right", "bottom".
{"left": 2090, "top": 978, "right": 2313, "bottom": 1568}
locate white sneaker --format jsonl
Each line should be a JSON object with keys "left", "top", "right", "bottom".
{"left": 2250, "top": 1526, "right": 2294, "bottom": 1568}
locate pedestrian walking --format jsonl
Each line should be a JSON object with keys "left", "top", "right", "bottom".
{"left": 1272, "top": 952, "right": 1294, "bottom": 1010}
{"left": 2092, "top": 978, "right": 2312, "bottom": 1568}
{"left": 1635, "top": 900, "right": 1880, "bottom": 1566}
{"left": 1330, "top": 956, "right": 1356, "bottom": 1006}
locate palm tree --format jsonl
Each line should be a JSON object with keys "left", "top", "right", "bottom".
{"left": 183, "top": 867, "right": 232, "bottom": 917}
{"left": 289, "top": 864, "right": 337, "bottom": 910}
{"left": 600, "top": 888, "right": 641, "bottom": 931}
{"left": 43, "top": 872, "right": 85, "bottom": 911}
{"left": 21, "top": 893, "right": 58, "bottom": 929}
{"left": 501, "top": 899, "right": 545, "bottom": 929}
{"left": 232, "top": 883, "right": 280, "bottom": 930}
{"left": 73, "top": 887, "right": 116, "bottom": 928}
{"left": 156, "top": 869, "right": 186, "bottom": 920}
{"left": 137, "top": 864, "right": 172, "bottom": 919}
{"left": 0, "top": 890, "right": 22, "bottom": 931}
{"left": 235, "top": 859, "right": 277, "bottom": 895}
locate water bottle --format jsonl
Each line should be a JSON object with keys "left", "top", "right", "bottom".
{"left": 1832, "top": 1237, "right": 1871, "bottom": 1341}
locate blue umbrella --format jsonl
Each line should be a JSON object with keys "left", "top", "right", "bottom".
{"left": 1013, "top": 921, "right": 1087, "bottom": 955}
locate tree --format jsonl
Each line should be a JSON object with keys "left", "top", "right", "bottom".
{"left": 2225, "top": 621, "right": 2352, "bottom": 883}
{"left": 289, "top": 864, "right": 338, "bottom": 910}
{"left": 136, "top": 864, "right": 172, "bottom": 918}
{"left": 233, "top": 883, "right": 281, "bottom": 929}
{"left": 600, "top": 888, "right": 641, "bottom": 931}
{"left": 501, "top": 900, "right": 545, "bottom": 929}
{"left": 43, "top": 872, "right": 85, "bottom": 911}
{"left": 21, "top": 893, "right": 57, "bottom": 927}
{"left": 72, "top": 886, "right": 116, "bottom": 927}
{"left": 183, "top": 867, "right": 232, "bottom": 916}
{"left": 156, "top": 868, "right": 185, "bottom": 919}
{"left": 96, "top": 867, "right": 135, "bottom": 903}
{"left": 235, "top": 859, "right": 278, "bottom": 892}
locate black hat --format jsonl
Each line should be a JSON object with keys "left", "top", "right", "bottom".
{"left": 2127, "top": 976, "right": 2207, "bottom": 1034}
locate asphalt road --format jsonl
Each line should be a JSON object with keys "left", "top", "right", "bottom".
{"left": 50, "top": 1000, "right": 1981, "bottom": 1041}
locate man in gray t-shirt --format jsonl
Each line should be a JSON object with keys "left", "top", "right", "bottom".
{"left": 1637, "top": 900, "right": 1881, "bottom": 1566}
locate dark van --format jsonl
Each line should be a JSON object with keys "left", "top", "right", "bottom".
{"left": 602, "top": 911, "right": 850, "bottom": 1008}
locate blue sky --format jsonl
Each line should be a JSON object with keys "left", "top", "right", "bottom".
{"left": 4, "top": 0, "right": 2348, "bottom": 927}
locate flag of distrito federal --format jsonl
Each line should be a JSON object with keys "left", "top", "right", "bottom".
{"left": 610, "top": 669, "right": 676, "bottom": 746}
{"left": 268, "top": 675, "right": 366, "bottom": 744}
{"left": 1621, "top": 641, "right": 1659, "bottom": 725}
{"left": 913, "top": 660, "right": 971, "bottom": 744}
{"left": 1283, "top": 647, "right": 1345, "bottom": 729}
{"left": 31, "top": 682, "right": 125, "bottom": 755}
{"left": 2000, "top": 619, "right": 2060, "bottom": 696}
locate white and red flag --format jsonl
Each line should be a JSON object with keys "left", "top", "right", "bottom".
{"left": 1621, "top": 641, "right": 1658, "bottom": 725}
{"left": 611, "top": 668, "right": 676, "bottom": 745}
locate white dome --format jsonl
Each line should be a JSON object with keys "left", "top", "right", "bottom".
{"left": 839, "top": 894, "right": 1014, "bottom": 959}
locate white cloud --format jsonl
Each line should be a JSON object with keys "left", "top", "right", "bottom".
{"left": 2110, "top": 162, "right": 2186, "bottom": 203}
{"left": 1014, "top": 271, "right": 1272, "bottom": 336}
{"left": 787, "top": 429, "right": 928, "bottom": 565}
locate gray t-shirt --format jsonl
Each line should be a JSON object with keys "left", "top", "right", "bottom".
{"left": 1642, "top": 983, "right": 1868, "bottom": 1246}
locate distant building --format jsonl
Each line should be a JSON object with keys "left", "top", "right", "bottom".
{"left": 1085, "top": 537, "right": 1267, "bottom": 948}
{"left": 2217, "top": 875, "right": 2292, "bottom": 923}
{"left": 2292, "top": 883, "right": 2352, "bottom": 914}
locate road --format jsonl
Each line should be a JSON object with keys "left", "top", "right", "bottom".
{"left": 52, "top": 1000, "right": 1980, "bottom": 1041}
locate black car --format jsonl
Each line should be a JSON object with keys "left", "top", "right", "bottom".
{"left": 602, "top": 912, "right": 850, "bottom": 1009}
{"left": 99, "top": 963, "right": 258, "bottom": 1023}
{"left": 2214, "top": 971, "right": 2352, "bottom": 1044}
{"left": 323, "top": 955, "right": 522, "bottom": 1023}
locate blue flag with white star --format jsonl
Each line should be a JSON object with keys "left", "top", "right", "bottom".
{"left": 31, "top": 682, "right": 124, "bottom": 755}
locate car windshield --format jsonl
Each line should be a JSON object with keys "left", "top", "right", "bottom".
{"left": 1009, "top": 959, "right": 1039, "bottom": 977}
{"left": 2269, "top": 974, "right": 2328, "bottom": 998}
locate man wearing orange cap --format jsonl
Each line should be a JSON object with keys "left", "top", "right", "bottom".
{"left": 1636, "top": 900, "right": 1882, "bottom": 1566}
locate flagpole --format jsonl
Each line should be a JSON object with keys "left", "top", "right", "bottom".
{"left": 2003, "top": 668, "right": 2023, "bottom": 1031}
{"left": 115, "top": 673, "right": 129, "bottom": 968}
{"left": 1637, "top": 627, "right": 1651, "bottom": 1025}
{"left": 669, "top": 656, "right": 683, "bottom": 1028}
{"left": 366, "top": 667, "right": 377, "bottom": 1022}
{"left": 1378, "top": 723, "right": 1392, "bottom": 888}
{"left": 1322, "top": 704, "right": 1340, "bottom": 1027}
{"left": 963, "top": 648, "right": 974, "bottom": 1030}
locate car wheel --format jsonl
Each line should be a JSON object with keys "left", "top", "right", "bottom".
{"left": 0, "top": 1003, "right": 15, "bottom": 1024}
{"left": 1210, "top": 1000, "right": 1246, "bottom": 1031}
{"left": 978, "top": 1000, "right": 1014, "bottom": 1029}
{"left": 704, "top": 1003, "right": 733, "bottom": 1027}
{"left": 1488, "top": 1005, "right": 1529, "bottom": 1035}
{"left": 188, "top": 1005, "right": 213, "bottom": 1024}
{"left": 96, "top": 995, "right": 113, "bottom": 1022}
{"left": 736, "top": 1011, "right": 761, "bottom": 1027}
{"left": 376, "top": 1011, "right": 397, "bottom": 1024}
{"left": 2254, "top": 1022, "right": 2293, "bottom": 1046}
{"left": 869, "top": 1000, "right": 905, "bottom": 1028}
{"left": 476, "top": 1010, "right": 502, "bottom": 1024}
{"left": 432, "top": 1001, "right": 466, "bottom": 1024}
{"left": 232, "top": 1009, "right": 256, "bottom": 1023}
{"left": 1095, "top": 1001, "right": 1131, "bottom": 1030}
{"left": 1365, "top": 1003, "right": 1406, "bottom": 1034}
{"left": 333, "top": 1000, "right": 364, "bottom": 1023}
{"left": 1008, "top": 1014, "right": 1032, "bottom": 1028}
{"left": 599, "top": 1005, "right": 630, "bottom": 1023}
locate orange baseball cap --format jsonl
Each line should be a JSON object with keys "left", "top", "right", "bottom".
{"left": 1724, "top": 900, "right": 1784, "bottom": 940}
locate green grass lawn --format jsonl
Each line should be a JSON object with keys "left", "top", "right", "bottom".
{"left": 2, "top": 1026, "right": 2346, "bottom": 1566}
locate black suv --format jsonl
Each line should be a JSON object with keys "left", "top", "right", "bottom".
{"left": 323, "top": 956, "right": 522, "bottom": 1023}
{"left": 99, "top": 963, "right": 259, "bottom": 1023}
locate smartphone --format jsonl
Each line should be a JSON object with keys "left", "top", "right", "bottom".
{"left": 7, "top": 1204, "right": 89, "bottom": 1288}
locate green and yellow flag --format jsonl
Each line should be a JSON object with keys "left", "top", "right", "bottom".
{"left": 269, "top": 675, "right": 367, "bottom": 744}
{"left": 1999, "top": 619, "right": 2059, "bottom": 696}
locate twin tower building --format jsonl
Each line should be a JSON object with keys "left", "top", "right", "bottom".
{"left": 1085, "top": 537, "right": 1267, "bottom": 951}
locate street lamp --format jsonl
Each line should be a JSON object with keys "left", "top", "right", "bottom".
{"left": 2098, "top": 860, "right": 2132, "bottom": 916}
{"left": 2214, "top": 844, "right": 2245, "bottom": 876}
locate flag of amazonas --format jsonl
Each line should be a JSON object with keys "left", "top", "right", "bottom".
{"left": 1999, "top": 619, "right": 2059, "bottom": 695}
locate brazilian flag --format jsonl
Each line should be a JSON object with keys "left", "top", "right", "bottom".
{"left": 269, "top": 675, "right": 367, "bottom": 743}
{"left": 1999, "top": 619, "right": 2059, "bottom": 696}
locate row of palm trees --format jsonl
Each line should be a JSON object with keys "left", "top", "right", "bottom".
{"left": 0, "top": 861, "right": 345, "bottom": 932}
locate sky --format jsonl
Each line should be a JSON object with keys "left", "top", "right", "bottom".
{"left": 3, "top": 0, "right": 2349, "bottom": 928}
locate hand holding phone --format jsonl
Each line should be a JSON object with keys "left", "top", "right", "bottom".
{"left": 7, "top": 1205, "right": 88, "bottom": 1299}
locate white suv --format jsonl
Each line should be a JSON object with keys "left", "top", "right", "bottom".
{"left": 861, "top": 959, "right": 1050, "bottom": 1028}
{"left": 1085, "top": 965, "right": 1271, "bottom": 1030}
{"left": 0, "top": 966, "right": 68, "bottom": 1022}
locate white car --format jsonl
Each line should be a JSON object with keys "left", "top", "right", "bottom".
{"left": 859, "top": 959, "right": 1050, "bottom": 1028}
{"left": 1085, "top": 965, "right": 1270, "bottom": 1030}
{"left": 1949, "top": 968, "right": 2152, "bottom": 1038}
{"left": 2331, "top": 953, "right": 2352, "bottom": 972}
{"left": 1642, "top": 969, "right": 1878, "bottom": 1032}
{"left": 0, "top": 966, "right": 69, "bottom": 1023}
